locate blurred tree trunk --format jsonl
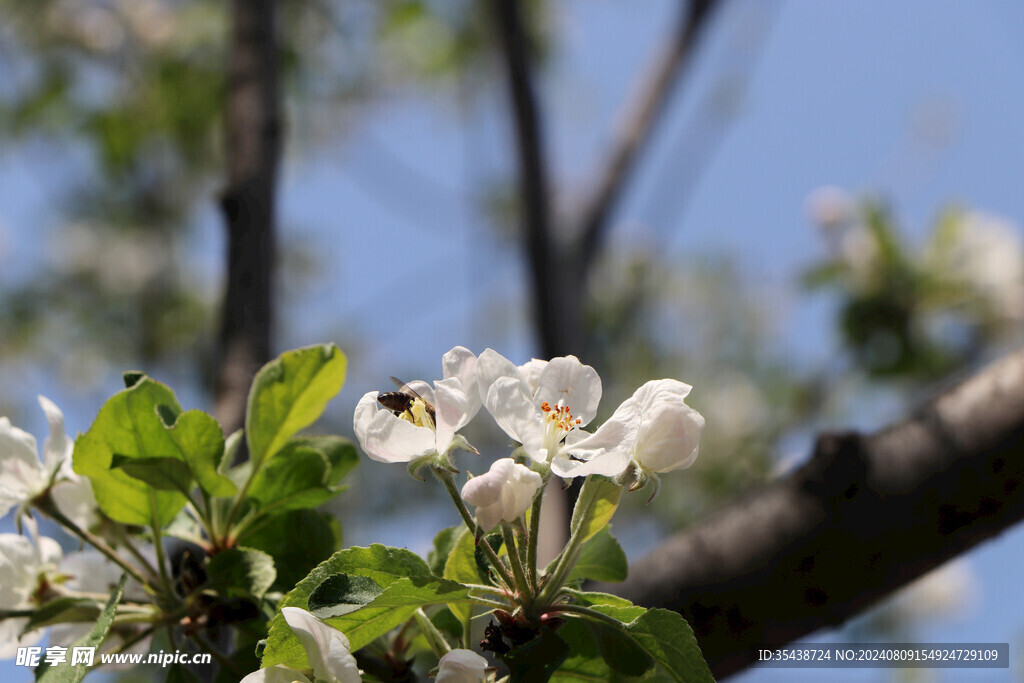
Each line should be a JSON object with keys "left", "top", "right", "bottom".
{"left": 214, "top": 0, "right": 281, "bottom": 436}
{"left": 597, "top": 348, "right": 1024, "bottom": 678}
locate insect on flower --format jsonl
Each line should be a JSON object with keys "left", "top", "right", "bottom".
{"left": 377, "top": 376, "right": 436, "bottom": 426}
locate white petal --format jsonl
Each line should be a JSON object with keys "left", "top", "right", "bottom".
{"left": 552, "top": 396, "right": 641, "bottom": 478}
{"left": 52, "top": 476, "right": 100, "bottom": 530}
{"left": 476, "top": 349, "right": 529, "bottom": 406}
{"left": 485, "top": 377, "right": 542, "bottom": 450}
{"left": 38, "top": 395, "right": 72, "bottom": 474}
{"left": 534, "top": 356, "right": 602, "bottom": 426}
{"left": 443, "top": 347, "right": 480, "bottom": 419}
{"left": 634, "top": 402, "right": 704, "bottom": 473}
{"left": 0, "top": 416, "right": 48, "bottom": 513}
{"left": 282, "top": 607, "right": 361, "bottom": 683}
{"left": 0, "top": 533, "right": 37, "bottom": 608}
{"left": 433, "top": 378, "right": 472, "bottom": 455}
{"left": 437, "top": 648, "right": 489, "bottom": 682}
{"left": 516, "top": 358, "right": 548, "bottom": 395}
{"left": 241, "top": 664, "right": 313, "bottom": 683}
{"left": 0, "top": 618, "right": 44, "bottom": 659}
{"left": 632, "top": 379, "right": 693, "bottom": 413}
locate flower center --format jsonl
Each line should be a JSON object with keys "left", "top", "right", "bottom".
{"left": 539, "top": 400, "right": 582, "bottom": 447}
{"left": 399, "top": 398, "right": 435, "bottom": 431}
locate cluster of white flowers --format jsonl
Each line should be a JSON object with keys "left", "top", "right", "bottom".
{"left": 0, "top": 398, "right": 131, "bottom": 657}
{"left": 354, "top": 347, "right": 705, "bottom": 523}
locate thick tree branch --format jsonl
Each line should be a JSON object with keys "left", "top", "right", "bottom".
{"left": 215, "top": 0, "right": 281, "bottom": 434}
{"left": 599, "top": 349, "right": 1024, "bottom": 678}
{"left": 491, "top": 0, "right": 579, "bottom": 359}
{"left": 575, "top": 0, "right": 720, "bottom": 274}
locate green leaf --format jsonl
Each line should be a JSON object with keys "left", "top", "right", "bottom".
{"left": 307, "top": 574, "right": 385, "bottom": 618}
{"left": 168, "top": 410, "right": 235, "bottom": 497}
{"left": 246, "top": 344, "right": 347, "bottom": 468}
{"left": 572, "top": 592, "right": 645, "bottom": 623}
{"left": 570, "top": 476, "right": 622, "bottom": 546}
{"left": 111, "top": 455, "right": 193, "bottom": 493}
{"left": 22, "top": 598, "right": 101, "bottom": 633}
{"left": 35, "top": 574, "right": 126, "bottom": 683}
{"left": 206, "top": 547, "right": 276, "bottom": 600}
{"left": 625, "top": 609, "right": 714, "bottom": 682}
{"left": 246, "top": 441, "right": 337, "bottom": 512}
{"left": 72, "top": 375, "right": 189, "bottom": 526}
{"left": 428, "top": 525, "right": 462, "bottom": 576}
{"left": 261, "top": 545, "right": 432, "bottom": 670}
{"left": 320, "top": 577, "right": 473, "bottom": 651}
{"left": 237, "top": 509, "right": 341, "bottom": 591}
{"left": 568, "top": 526, "right": 627, "bottom": 583}
{"left": 442, "top": 528, "right": 485, "bottom": 629}
{"left": 550, "top": 619, "right": 613, "bottom": 682}
{"left": 588, "top": 620, "right": 653, "bottom": 677}
{"left": 501, "top": 625, "right": 570, "bottom": 683}
{"left": 292, "top": 435, "right": 358, "bottom": 487}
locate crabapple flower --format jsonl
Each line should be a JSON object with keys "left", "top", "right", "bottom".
{"left": 0, "top": 519, "right": 63, "bottom": 658}
{"left": 241, "top": 608, "right": 360, "bottom": 683}
{"left": 353, "top": 347, "right": 480, "bottom": 465}
{"left": 475, "top": 350, "right": 601, "bottom": 465}
{"left": 552, "top": 379, "right": 704, "bottom": 488}
{"left": 461, "top": 458, "right": 543, "bottom": 531}
{"left": 0, "top": 396, "right": 98, "bottom": 528}
{"left": 436, "top": 648, "right": 490, "bottom": 682}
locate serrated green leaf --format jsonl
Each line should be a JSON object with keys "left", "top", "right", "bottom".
{"left": 236, "top": 509, "right": 341, "bottom": 591}
{"left": 35, "top": 574, "right": 126, "bottom": 683}
{"left": 570, "top": 476, "right": 622, "bottom": 546}
{"left": 261, "top": 545, "right": 432, "bottom": 670}
{"left": 428, "top": 525, "right": 462, "bottom": 576}
{"left": 72, "top": 376, "right": 189, "bottom": 526}
{"left": 246, "top": 344, "right": 347, "bottom": 468}
{"left": 307, "top": 574, "right": 384, "bottom": 618}
{"left": 321, "top": 577, "right": 473, "bottom": 651}
{"left": 568, "top": 526, "right": 627, "bottom": 583}
{"left": 625, "top": 609, "right": 714, "bottom": 682}
{"left": 551, "top": 619, "right": 614, "bottom": 682}
{"left": 207, "top": 547, "right": 276, "bottom": 600}
{"left": 22, "top": 598, "right": 101, "bottom": 633}
{"left": 573, "top": 592, "right": 646, "bottom": 623}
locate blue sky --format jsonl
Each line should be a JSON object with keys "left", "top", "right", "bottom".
{"left": 4, "top": 1, "right": 1024, "bottom": 680}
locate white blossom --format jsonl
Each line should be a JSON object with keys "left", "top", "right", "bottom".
{"left": 475, "top": 350, "right": 601, "bottom": 465}
{"left": 0, "top": 519, "right": 63, "bottom": 658}
{"left": 461, "top": 458, "right": 542, "bottom": 531}
{"left": 0, "top": 396, "right": 98, "bottom": 528}
{"left": 436, "top": 648, "right": 490, "bottom": 682}
{"left": 552, "top": 379, "right": 704, "bottom": 483}
{"left": 241, "top": 608, "right": 360, "bottom": 683}
{"left": 353, "top": 347, "right": 480, "bottom": 464}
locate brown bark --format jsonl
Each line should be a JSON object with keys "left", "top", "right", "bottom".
{"left": 597, "top": 349, "right": 1024, "bottom": 678}
{"left": 215, "top": 0, "right": 281, "bottom": 435}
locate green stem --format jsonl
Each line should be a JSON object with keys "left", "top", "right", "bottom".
{"left": 535, "top": 476, "right": 600, "bottom": 608}
{"left": 526, "top": 478, "right": 546, "bottom": 592}
{"left": 108, "top": 624, "right": 158, "bottom": 656}
{"left": 119, "top": 533, "right": 160, "bottom": 578}
{"left": 434, "top": 468, "right": 516, "bottom": 590}
{"left": 413, "top": 608, "right": 452, "bottom": 656}
{"left": 502, "top": 523, "right": 531, "bottom": 601}
{"left": 548, "top": 603, "right": 629, "bottom": 629}
{"left": 148, "top": 490, "right": 174, "bottom": 599}
{"left": 35, "top": 499, "right": 152, "bottom": 589}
